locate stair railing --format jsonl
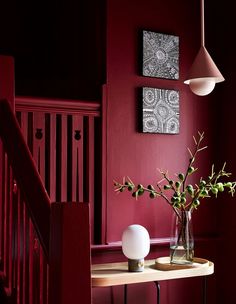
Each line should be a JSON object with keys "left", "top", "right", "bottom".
{"left": 0, "top": 98, "right": 93, "bottom": 304}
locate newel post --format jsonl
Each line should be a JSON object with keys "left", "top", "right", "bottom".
{"left": 49, "top": 202, "right": 92, "bottom": 304}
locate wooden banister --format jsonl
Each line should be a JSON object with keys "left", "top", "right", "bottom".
{"left": 0, "top": 99, "right": 51, "bottom": 260}
{"left": 0, "top": 96, "right": 94, "bottom": 303}
{"left": 15, "top": 96, "right": 101, "bottom": 116}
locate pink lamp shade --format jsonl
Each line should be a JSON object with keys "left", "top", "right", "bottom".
{"left": 184, "top": 46, "right": 225, "bottom": 96}
{"left": 184, "top": 0, "right": 225, "bottom": 96}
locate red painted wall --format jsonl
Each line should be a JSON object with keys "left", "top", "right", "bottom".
{"left": 105, "top": 0, "right": 217, "bottom": 243}
{"left": 92, "top": 0, "right": 224, "bottom": 303}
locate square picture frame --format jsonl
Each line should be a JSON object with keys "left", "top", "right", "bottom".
{"left": 142, "top": 87, "right": 180, "bottom": 134}
{"left": 142, "top": 30, "right": 179, "bottom": 80}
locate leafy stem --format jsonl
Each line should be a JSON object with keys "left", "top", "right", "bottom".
{"left": 182, "top": 131, "right": 207, "bottom": 192}
{"left": 114, "top": 132, "right": 236, "bottom": 215}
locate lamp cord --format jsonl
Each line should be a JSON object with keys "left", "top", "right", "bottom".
{"left": 201, "top": 0, "right": 205, "bottom": 46}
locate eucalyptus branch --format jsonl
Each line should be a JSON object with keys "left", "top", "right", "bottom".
{"left": 182, "top": 131, "right": 206, "bottom": 191}
{"left": 114, "top": 132, "right": 236, "bottom": 216}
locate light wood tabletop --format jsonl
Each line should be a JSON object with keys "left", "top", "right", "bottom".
{"left": 91, "top": 258, "right": 214, "bottom": 287}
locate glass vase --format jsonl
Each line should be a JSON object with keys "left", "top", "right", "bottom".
{"left": 170, "top": 210, "right": 194, "bottom": 265}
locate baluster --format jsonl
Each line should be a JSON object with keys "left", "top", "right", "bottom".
{"left": 60, "top": 114, "right": 68, "bottom": 202}
{"left": 72, "top": 115, "right": 83, "bottom": 202}
{"left": 49, "top": 114, "right": 57, "bottom": 202}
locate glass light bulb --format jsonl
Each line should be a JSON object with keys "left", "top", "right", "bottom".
{"left": 189, "top": 78, "right": 215, "bottom": 96}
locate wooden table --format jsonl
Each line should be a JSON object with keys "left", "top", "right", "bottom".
{"left": 91, "top": 258, "right": 214, "bottom": 304}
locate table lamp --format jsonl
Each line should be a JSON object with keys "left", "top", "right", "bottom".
{"left": 122, "top": 224, "right": 150, "bottom": 272}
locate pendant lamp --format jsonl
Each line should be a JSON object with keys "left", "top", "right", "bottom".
{"left": 184, "top": 0, "right": 224, "bottom": 96}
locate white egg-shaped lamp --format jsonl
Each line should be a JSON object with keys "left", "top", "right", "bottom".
{"left": 122, "top": 224, "right": 150, "bottom": 272}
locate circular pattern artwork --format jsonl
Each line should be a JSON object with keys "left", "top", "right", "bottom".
{"left": 142, "top": 87, "right": 179, "bottom": 134}
{"left": 143, "top": 30, "right": 179, "bottom": 80}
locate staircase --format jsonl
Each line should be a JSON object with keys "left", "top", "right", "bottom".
{"left": 0, "top": 95, "right": 101, "bottom": 303}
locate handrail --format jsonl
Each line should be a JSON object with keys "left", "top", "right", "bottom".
{"left": 15, "top": 96, "right": 101, "bottom": 116}
{"left": 0, "top": 99, "right": 50, "bottom": 260}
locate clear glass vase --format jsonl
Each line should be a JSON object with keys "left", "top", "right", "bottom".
{"left": 170, "top": 210, "right": 194, "bottom": 265}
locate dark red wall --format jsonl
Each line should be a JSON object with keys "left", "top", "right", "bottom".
{"left": 105, "top": 0, "right": 217, "bottom": 243}
{"left": 206, "top": 1, "right": 236, "bottom": 303}
{"left": 92, "top": 0, "right": 225, "bottom": 303}
{"left": 0, "top": 56, "right": 14, "bottom": 106}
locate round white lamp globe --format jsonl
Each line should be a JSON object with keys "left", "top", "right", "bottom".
{"left": 189, "top": 78, "right": 215, "bottom": 96}
{"left": 122, "top": 224, "right": 150, "bottom": 272}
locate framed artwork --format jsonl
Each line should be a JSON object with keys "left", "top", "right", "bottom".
{"left": 142, "top": 30, "right": 179, "bottom": 80}
{"left": 142, "top": 87, "right": 179, "bottom": 134}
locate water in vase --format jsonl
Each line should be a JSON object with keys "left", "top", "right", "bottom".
{"left": 170, "top": 245, "right": 194, "bottom": 264}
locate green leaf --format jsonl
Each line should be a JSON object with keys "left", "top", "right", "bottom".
{"left": 178, "top": 173, "right": 184, "bottom": 181}
{"left": 138, "top": 188, "right": 144, "bottom": 196}
{"left": 175, "top": 181, "right": 181, "bottom": 188}
{"left": 150, "top": 192, "right": 157, "bottom": 199}
{"left": 187, "top": 166, "right": 195, "bottom": 174}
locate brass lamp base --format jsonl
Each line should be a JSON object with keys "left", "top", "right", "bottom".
{"left": 128, "top": 258, "right": 144, "bottom": 272}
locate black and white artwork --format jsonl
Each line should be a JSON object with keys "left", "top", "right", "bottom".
{"left": 142, "top": 87, "right": 179, "bottom": 134}
{"left": 142, "top": 30, "right": 179, "bottom": 80}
